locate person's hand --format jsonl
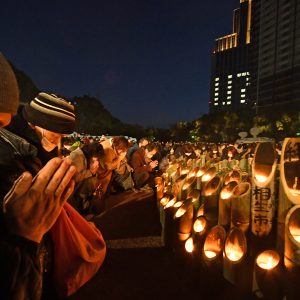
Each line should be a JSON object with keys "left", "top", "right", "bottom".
{"left": 150, "top": 160, "right": 158, "bottom": 169}
{"left": 3, "top": 157, "right": 77, "bottom": 243}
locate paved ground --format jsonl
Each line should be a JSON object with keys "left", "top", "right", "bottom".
{"left": 66, "top": 191, "right": 280, "bottom": 300}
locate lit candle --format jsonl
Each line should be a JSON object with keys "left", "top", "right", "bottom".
{"left": 160, "top": 196, "right": 169, "bottom": 207}
{"left": 225, "top": 244, "right": 243, "bottom": 262}
{"left": 175, "top": 206, "right": 186, "bottom": 218}
{"left": 193, "top": 217, "right": 206, "bottom": 233}
{"left": 204, "top": 250, "right": 217, "bottom": 259}
{"left": 185, "top": 237, "right": 194, "bottom": 253}
{"left": 220, "top": 190, "right": 232, "bottom": 199}
{"left": 256, "top": 250, "right": 280, "bottom": 270}
{"left": 201, "top": 173, "right": 211, "bottom": 182}
{"left": 255, "top": 174, "right": 267, "bottom": 183}
{"left": 293, "top": 235, "right": 300, "bottom": 243}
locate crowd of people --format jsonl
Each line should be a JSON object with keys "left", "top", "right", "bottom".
{"left": 0, "top": 52, "right": 283, "bottom": 299}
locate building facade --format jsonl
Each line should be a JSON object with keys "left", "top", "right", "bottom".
{"left": 209, "top": 0, "right": 252, "bottom": 113}
{"left": 249, "top": 0, "right": 300, "bottom": 113}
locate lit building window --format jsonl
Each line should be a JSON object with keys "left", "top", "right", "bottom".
{"left": 237, "top": 73, "right": 241, "bottom": 77}
{"left": 246, "top": 78, "right": 249, "bottom": 81}
{"left": 228, "top": 80, "right": 232, "bottom": 84}
{"left": 215, "top": 77, "right": 219, "bottom": 81}
{"left": 214, "top": 97, "right": 218, "bottom": 100}
{"left": 241, "top": 94, "right": 245, "bottom": 98}
{"left": 227, "top": 75, "right": 233, "bottom": 78}
{"left": 215, "top": 87, "right": 219, "bottom": 91}
{"left": 241, "top": 89, "right": 246, "bottom": 92}
{"left": 227, "top": 101, "right": 231, "bottom": 104}
{"left": 215, "top": 82, "right": 219, "bottom": 86}
{"left": 214, "top": 103, "right": 218, "bottom": 106}
{"left": 227, "top": 96, "right": 231, "bottom": 99}
{"left": 242, "top": 72, "right": 247, "bottom": 76}
{"left": 246, "top": 72, "right": 250, "bottom": 75}
{"left": 246, "top": 83, "right": 250, "bottom": 86}
{"left": 222, "top": 102, "right": 225, "bottom": 105}
{"left": 241, "top": 100, "right": 246, "bottom": 103}
{"left": 227, "top": 91, "right": 232, "bottom": 94}
{"left": 227, "top": 85, "right": 232, "bottom": 89}
{"left": 215, "top": 92, "right": 219, "bottom": 96}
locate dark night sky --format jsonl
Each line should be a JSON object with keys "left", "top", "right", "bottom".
{"left": 1, "top": 0, "right": 238, "bottom": 128}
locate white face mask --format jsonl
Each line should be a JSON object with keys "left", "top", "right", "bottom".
{"left": 40, "top": 128, "right": 58, "bottom": 152}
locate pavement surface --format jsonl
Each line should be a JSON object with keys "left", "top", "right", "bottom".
{"left": 67, "top": 190, "right": 263, "bottom": 300}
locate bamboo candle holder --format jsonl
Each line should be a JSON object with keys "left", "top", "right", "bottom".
{"left": 251, "top": 142, "right": 277, "bottom": 237}
{"left": 223, "top": 227, "right": 250, "bottom": 291}
{"left": 224, "top": 170, "right": 241, "bottom": 185}
{"left": 253, "top": 250, "right": 282, "bottom": 300}
{"left": 218, "top": 181, "right": 238, "bottom": 229}
{"left": 154, "top": 176, "right": 164, "bottom": 201}
{"left": 202, "top": 176, "right": 223, "bottom": 227}
{"left": 284, "top": 204, "right": 300, "bottom": 268}
{"left": 231, "top": 182, "right": 251, "bottom": 233}
{"left": 202, "top": 225, "right": 226, "bottom": 272}
{"left": 278, "top": 138, "right": 300, "bottom": 254}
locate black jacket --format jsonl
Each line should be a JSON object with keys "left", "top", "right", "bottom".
{"left": 0, "top": 114, "right": 57, "bottom": 300}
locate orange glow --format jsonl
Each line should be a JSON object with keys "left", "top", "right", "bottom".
{"left": 160, "top": 197, "right": 169, "bottom": 206}
{"left": 165, "top": 197, "right": 176, "bottom": 208}
{"left": 193, "top": 218, "right": 206, "bottom": 233}
{"left": 201, "top": 174, "right": 211, "bottom": 182}
{"left": 185, "top": 237, "right": 194, "bottom": 253}
{"left": 175, "top": 207, "right": 186, "bottom": 218}
{"left": 204, "top": 250, "right": 217, "bottom": 259}
{"left": 174, "top": 201, "right": 183, "bottom": 208}
{"left": 220, "top": 191, "right": 232, "bottom": 199}
{"left": 256, "top": 250, "right": 280, "bottom": 270}
{"left": 225, "top": 243, "right": 244, "bottom": 262}
{"left": 255, "top": 174, "right": 267, "bottom": 183}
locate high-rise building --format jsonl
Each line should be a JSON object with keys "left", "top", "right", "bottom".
{"left": 249, "top": 0, "right": 300, "bottom": 113}
{"left": 209, "top": 0, "right": 252, "bottom": 113}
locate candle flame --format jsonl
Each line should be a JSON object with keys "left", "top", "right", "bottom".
{"left": 225, "top": 245, "right": 243, "bottom": 262}
{"left": 204, "top": 250, "right": 217, "bottom": 259}
{"left": 174, "top": 201, "right": 183, "bottom": 208}
{"left": 202, "top": 174, "right": 211, "bottom": 182}
{"left": 193, "top": 218, "right": 205, "bottom": 233}
{"left": 196, "top": 169, "right": 205, "bottom": 177}
{"left": 160, "top": 197, "right": 169, "bottom": 206}
{"left": 256, "top": 251, "right": 280, "bottom": 270}
{"left": 175, "top": 207, "right": 186, "bottom": 218}
{"left": 185, "top": 237, "right": 194, "bottom": 253}
{"left": 165, "top": 198, "right": 176, "bottom": 208}
{"left": 255, "top": 174, "right": 267, "bottom": 183}
{"left": 293, "top": 235, "right": 300, "bottom": 243}
{"left": 220, "top": 191, "right": 232, "bottom": 199}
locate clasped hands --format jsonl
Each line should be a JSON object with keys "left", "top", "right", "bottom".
{"left": 3, "top": 157, "right": 77, "bottom": 243}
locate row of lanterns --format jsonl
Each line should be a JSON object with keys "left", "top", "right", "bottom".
{"left": 155, "top": 138, "right": 300, "bottom": 299}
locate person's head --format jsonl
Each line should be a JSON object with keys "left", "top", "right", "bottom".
{"left": 82, "top": 142, "right": 104, "bottom": 160}
{"left": 81, "top": 142, "right": 104, "bottom": 168}
{"left": 138, "top": 137, "right": 149, "bottom": 148}
{"left": 0, "top": 53, "right": 19, "bottom": 127}
{"left": 144, "top": 143, "right": 157, "bottom": 159}
{"left": 22, "top": 92, "right": 76, "bottom": 151}
{"left": 112, "top": 136, "right": 129, "bottom": 156}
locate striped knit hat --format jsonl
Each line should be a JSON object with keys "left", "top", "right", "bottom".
{"left": 22, "top": 92, "right": 76, "bottom": 134}
{"left": 0, "top": 53, "right": 19, "bottom": 114}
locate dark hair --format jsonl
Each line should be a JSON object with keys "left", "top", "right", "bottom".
{"left": 81, "top": 142, "right": 104, "bottom": 163}
{"left": 112, "top": 136, "right": 129, "bottom": 152}
{"left": 145, "top": 143, "right": 157, "bottom": 152}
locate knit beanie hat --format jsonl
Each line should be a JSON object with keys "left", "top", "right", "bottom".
{"left": 0, "top": 53, "right": 19, "bottom": 114}
{"left": 22, "top": 92, "right": 76, "bottom": 134}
